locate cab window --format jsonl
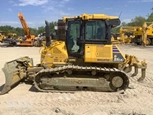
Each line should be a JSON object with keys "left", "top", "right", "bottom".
{"left": 85, "top": 20, "right": 106, "bottom": 40}
{"left": 67, "top": 20, "right": 80, "bottom": 53}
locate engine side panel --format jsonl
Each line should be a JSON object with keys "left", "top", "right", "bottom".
{"left": 84, "top": 44, "right": 125, "bottom": 63}
{"left": 41, "top": 40, "right": 68, "bottom": 67}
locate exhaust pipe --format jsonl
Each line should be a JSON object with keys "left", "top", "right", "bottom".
{"left": 45, "top": 20, "right": 51, "bottom": 47}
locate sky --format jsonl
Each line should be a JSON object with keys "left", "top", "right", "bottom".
{"left": 0, "top": 0, "right": 153, "bottom": 28}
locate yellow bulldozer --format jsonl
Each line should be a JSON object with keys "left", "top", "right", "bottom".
{"left": 133, "top": 22, "right": 153, "bottom": 46}
{"left": 0, "top": 14, "right": 147, "bottom": 95}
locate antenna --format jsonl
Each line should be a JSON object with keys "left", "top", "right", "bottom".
{"left": 119, "top": 11, "right": 122, "bottom": 18}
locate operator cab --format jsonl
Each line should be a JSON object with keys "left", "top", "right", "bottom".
{"left": 65, "top": 15, "right": 120, "bottom": 58}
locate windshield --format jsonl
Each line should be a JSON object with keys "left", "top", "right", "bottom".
{"left": 67, "top": 20, "right": 80, "bottom": 53}
{"left": 85, "top": 20, "right": 106, "bottom": 40}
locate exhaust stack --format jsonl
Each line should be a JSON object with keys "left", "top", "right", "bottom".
{"left": 45, "top": 20, "right": 51, "bottom": 47}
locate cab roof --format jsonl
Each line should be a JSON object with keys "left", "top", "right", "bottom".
{"left": 63, "top": 13, "right": 119, "bottom": 22}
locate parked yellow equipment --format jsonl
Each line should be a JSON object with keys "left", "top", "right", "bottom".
{"left": 141, "top": 22, "right": 153, "bottom": 46}
{"left": 111, "top": 33, "right": 122, "bottom": 44}
{"left": 0, "top": 31, "right": 17, "bottom": 46}
{"left": 0, "top": 31, "right": 6, "bottom": 42}
{"left": 120, "top": 26, "right": 137, "bottom": 44}
{"left": 0, "top": 14, "right": 147, "bottom": 95}
{"left": 133, "top": 22, "right": 153, "bottom": 46}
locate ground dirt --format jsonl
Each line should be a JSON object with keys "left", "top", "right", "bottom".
{"left": 0, "top": 43, "right": 153, "bottom": 115}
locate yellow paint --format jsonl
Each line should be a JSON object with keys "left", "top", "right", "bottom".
{"left": 84, "top": 44, "right": 113, "bottom": 62}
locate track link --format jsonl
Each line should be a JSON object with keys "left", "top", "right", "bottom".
{"left": 34, "top": 65, "right": 129, "bottom": 92}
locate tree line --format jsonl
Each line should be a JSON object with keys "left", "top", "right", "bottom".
{"left": 0, "top": 22, "right": 57, "bottom": 36}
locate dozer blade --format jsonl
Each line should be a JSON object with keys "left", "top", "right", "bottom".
{"left": 0, "top": 56, "right": 33, "bottom": 95}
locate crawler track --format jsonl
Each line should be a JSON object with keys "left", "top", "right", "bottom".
{"left": 34, "top": 65, "right": 129, "bottom": 92}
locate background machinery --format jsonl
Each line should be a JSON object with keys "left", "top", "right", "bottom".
{"left": 0, "top": 31, "right": 17, "bottom": 46}
{"left": 34, "top": 32, "right": 46, "bottom": 47}
{"left": 0, "top": 31, "right": 6, "bottom": 42}
{"left": 133, "top": 22, "right": 153, "bottom": 46}
{"left": 141, "top": 22, "right": 153, "bottom": 46}
{"left": 18, "top": 13, "right": 36, "bottom": 46}
{"left": 111, "top": 33, "right": 122, "bottom": 44}
{"left": 120, "top": 26, "right": 136, "bottom": 44}
{"left": 0, "top": 14, "right": 147, "bottom": 95}
{"left": 34, "top": 19, "right": 66, "bottom": 47}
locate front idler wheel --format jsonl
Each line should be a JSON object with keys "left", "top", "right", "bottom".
{"left": 109, "top": 72, "right": 129, "bottom": 91}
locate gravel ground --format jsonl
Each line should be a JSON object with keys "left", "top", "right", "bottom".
{"left": 0, "top": 43, "right": 153, "bottom": 115}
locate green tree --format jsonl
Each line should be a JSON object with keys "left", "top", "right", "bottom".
{"left": 50, "top": 21, "right": 57, "bottom": 33}
{"left": 121, "top": 22, "right": 127, "bottom": 26}
{"left": 38, "top": 26, "right": 45, "bottom": 34}
{"left": 29, "top": 28, "right": 38, "bottom": 36}
{"left": 0, "top": 21, "right": 58, "bottom": 36}
{"left": 127, "top": 16, "right": 146, "bottom": 26}
{"left": 147, "top": 13, "right": 153, "bottom": 22}
{"left": 15, "top": 27, "right": 23, "bottom": 36}
{"left": 111, "top": 27, "right": 120, "bottom": 33}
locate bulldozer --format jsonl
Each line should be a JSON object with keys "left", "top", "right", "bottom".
{"left": 0, "top": 14, "right": 147, "bottom": 95}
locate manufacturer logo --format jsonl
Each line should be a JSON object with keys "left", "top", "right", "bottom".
{"left": 114, "top": 55, "right": 124, "bottom": 62}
